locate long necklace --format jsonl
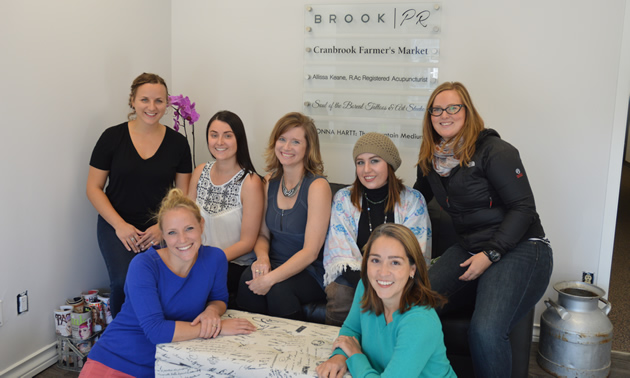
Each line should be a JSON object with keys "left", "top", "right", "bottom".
{"left": 365, "top": 192, "right": 388, "bottom": 232}
{"left": 281, "top": 175, "right": 303, "bottom": 197}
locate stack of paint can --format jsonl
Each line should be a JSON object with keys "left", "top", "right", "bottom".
{"left": 53, "top": 305, "right": 73, "bottom": 337}
{"left": 54, "top": 289, "right": 111, "bottom": 371}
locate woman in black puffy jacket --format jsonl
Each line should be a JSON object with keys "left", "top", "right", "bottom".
{"left": 415, "top": 82, "right": 553, "bottom": 377}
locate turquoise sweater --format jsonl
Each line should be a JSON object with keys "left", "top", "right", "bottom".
{"left": 332, "top": 282, "right": 456, "bottom": 378}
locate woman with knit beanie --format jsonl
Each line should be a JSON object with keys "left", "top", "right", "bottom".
{"left": 322, "top": 132, "right": 431, "bottom": 326}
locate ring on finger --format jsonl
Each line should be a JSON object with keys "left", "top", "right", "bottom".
{"left": 130, "top": 237, "right": 136, "bottom": 242}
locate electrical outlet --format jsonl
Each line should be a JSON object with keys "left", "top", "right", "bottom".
{"left": 582, "top": 272, "right": 595, "bottom": 284}
{"left": 17, "top": 291, "right": 28, "bottom": 314}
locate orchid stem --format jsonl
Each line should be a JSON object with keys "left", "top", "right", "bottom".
{"left": 191, "top": 124, "right": 196, "bottom": 167}
{"left": 171, "top": 105, "right": 196, "bottom": 168}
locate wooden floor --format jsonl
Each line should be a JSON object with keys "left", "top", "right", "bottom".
{"left": 33, "top": 342, "right": 630, "bottom": 377}
{"left": 33, "top": 364, "right": 79, "bottom": 378}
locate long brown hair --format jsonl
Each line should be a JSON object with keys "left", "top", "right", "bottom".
{"left": 350, "top": 164, "right": 403, "bottom": 213}
{"left": 206, "top": 110, "right": 262, "bottom": 183}
{"left": 360, "top": 223, "right": 446, "bottom": 316}
{"left": 264, "top": 112, "right": 325, "bottom": 180}
{"left": 417, "top": 82, "right": 485, "bottom": 176}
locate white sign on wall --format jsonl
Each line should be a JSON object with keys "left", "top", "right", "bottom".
{"left": 303, "top": 3, "right": 442, "bottom": 147}
{"left": 304, "top": 3, "right": 442, "bottom": 35}
{"left": 304, "top": 93, "right": 429, "bottom": 119}
{"left": 304, "top": 65, "right": 439, "bottom": 91}
{"left": 316, "top": 119, "right": 423, "bottom": 149}
{"left": 305, "top": 37, "right": 440, "bottom": 63}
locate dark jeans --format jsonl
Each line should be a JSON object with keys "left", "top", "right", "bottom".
{"left": 227, "top": 262, "right": 247, "bottom": 310}
{"left": 429, "top": 239, "right": 553, "bottom": 377}
{"left": 236, "top": 265, "right": 325, "bottom": 318}
{"left": 96, "top": 215, "right": 138, "bottom": 318}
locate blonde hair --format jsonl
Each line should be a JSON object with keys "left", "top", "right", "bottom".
{"left": 360, "top": 223, "right": 446, "bottom": 316}
{"left": 156, "top": 188, "right": 202, "bottom": 231}
{"left": 417, "top": 82, "right": 485, "bottom": 176}
{"left": 264, "top": 112, "right": 325, "bottom": 180}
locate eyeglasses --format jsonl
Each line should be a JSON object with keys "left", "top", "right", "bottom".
{"left": 428, "top": 104, "right": 465, "bottom": 116}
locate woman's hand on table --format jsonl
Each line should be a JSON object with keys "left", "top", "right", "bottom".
{"left": 458, "top": 252, "right": 492, "bottom": 281}
{"left": 332, "top": 335, "right": 362, "bottom": 357}
{"left": 245, "top": 273, "right": 275, "bottom": 295}
{"left": 191, "top": 306, "right": 222, "bottom": 338}
{"left": 115, "top": 222, "right": 144, "bottom": 253}
{"left": 220, "top": 318, "right": 257, "bottom": 336}
{"left": 251, "top": 257, "right": 271, "bottom": 279}
{"left": 317, "top": 354, "right": 348, "bottom": 378}
{"left": 138, "top": 224, "right": 161, "bottom": 251}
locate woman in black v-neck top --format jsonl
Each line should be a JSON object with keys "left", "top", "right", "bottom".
{"left": 86, "top": 73, "right": 192, "bottom": 317}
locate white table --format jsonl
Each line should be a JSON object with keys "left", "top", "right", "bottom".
{"left": 155, "top": 310, "right": 347, "bottom": 377}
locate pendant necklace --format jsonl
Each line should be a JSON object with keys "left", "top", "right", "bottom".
{"left": 365, "top": 192, "right": 389, "bottom": 232}
{"left": 282, "top": 175, "right": 303, "bottom": 198}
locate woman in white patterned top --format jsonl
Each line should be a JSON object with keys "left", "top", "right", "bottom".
{"left": 189, "top": 111, "right": 264, "bottom": 308}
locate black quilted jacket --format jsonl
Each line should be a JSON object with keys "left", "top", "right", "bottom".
{"left": 414, "top": 129, "right": 545, "bottom": 256}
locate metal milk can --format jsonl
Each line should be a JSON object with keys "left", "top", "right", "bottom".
{"left": 537, "top": 281, "right": 613, "bottom": 377}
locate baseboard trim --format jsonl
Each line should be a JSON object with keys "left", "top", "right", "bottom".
{"left": 532, "top": 323, "right": 540, "bottom": 343}
{"left": 0, "top": 342, "right": 57, "bottom": 378}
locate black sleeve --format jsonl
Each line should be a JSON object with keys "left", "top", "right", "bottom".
{"left": 89, "top": 126, "right": 122, "bottom": 171}
{"left": 483, "top": 141, "right": 538, "bottom": 254}
{"left": 167, "top": 128, "right": 193, "bottom": 174}
{"left": 413, "top": 164, "right": 434, "bottom": 203}
{"left": 176, "top": 139, "right": 193, "bottom": 174}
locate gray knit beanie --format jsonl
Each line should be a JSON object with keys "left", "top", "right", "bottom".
{"left": 352, "top": 132, "right": 402, "bottom": 171}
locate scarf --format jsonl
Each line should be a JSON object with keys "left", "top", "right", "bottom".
{"left": 433, "top": 138, "right": 461, "bottom": 177}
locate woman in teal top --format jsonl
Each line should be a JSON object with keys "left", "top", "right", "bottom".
{"left": 317, "top": 223, "right": 455, "bottom": 378}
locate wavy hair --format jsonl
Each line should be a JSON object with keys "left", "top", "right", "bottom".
{"left": 417, "top": 82, "right": 485, "bottom": 176}
{"left": 264, "top": 112, "right": 325, "bottom": 180}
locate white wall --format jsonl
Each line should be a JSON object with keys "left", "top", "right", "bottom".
{"left": 0, "top": 1, "right": 172, "bottom": 375}
{"left": 1, "top": 0, "right": 628, "bottom": 374}
{"left": 173, "top": 0, "right": 630, "bottom": 327}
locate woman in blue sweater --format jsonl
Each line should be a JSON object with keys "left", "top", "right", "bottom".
{"left": 81, "top": 189, "right": 256, "bottom": 377}
{"left": 317, "top": 223, "right": 455, "bottom": 378}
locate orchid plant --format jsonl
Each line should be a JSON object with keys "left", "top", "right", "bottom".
{"left": 169, "top": 94, "right": 200, "bottom": 166}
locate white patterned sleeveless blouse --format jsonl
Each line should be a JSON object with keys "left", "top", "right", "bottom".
{"left": 196, "top": 161, "right": 255, "bottom": 266}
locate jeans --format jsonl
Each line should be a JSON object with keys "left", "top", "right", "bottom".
{"left": 227, "top": 262, "right": 247, "bottom": 310}
{"left": 96, "top": 215, "right": 138, "bottom": 318}
{"left": 429, "top": 239, "right": 553, "bottom": 377}
{"left": 236, "top": 265, "right": 325, "bottom": 318}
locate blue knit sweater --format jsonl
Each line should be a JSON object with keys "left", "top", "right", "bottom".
{"left": 87, "top": 246, "right": 228, "bottom": 377}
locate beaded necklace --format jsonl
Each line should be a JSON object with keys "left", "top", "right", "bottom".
{"left": 364, "top": 192, "right": 389, "bottom": 232}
